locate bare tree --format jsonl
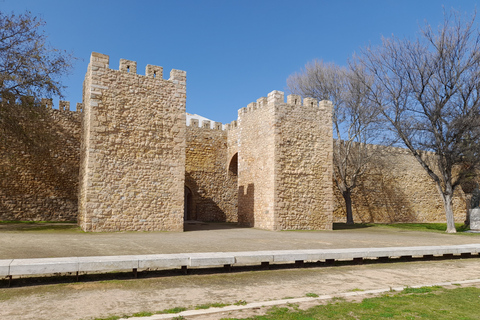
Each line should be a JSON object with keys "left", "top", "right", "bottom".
{"left": 288, "top": 60, "right": 380, "bottom": 224}
{"left": 0, "top": 11, "right": 73, "bottom": 102}
{"left": 353, "top": 10, "right": 480, "bottom": 233}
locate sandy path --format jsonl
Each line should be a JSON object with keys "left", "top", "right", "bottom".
{"left": 1, "top": 258, "right": 480, "bottom": 320}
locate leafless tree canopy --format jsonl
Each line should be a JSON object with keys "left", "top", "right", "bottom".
{"left": 0, "top": 11, "right": 73, "bottom": 101}
{"left": 288, "top": 60, "right": 380, "bottom": 224}
{"left": 352, "top": 10, "right": 480, "bottom": 232}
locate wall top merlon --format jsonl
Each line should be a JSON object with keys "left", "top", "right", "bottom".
{"left": 119, "top": 59, "right": 137, "bottom": 74}
{"left": 88, "top": 52, "right": 185, "bottom": 81}
{"left": 318, "top": 100, "right": 334, "bottom": 111}
{"left": 90, "top": 52, "right": 109, "bottom": 68}
{"left": 170, "top": 69, "right": 187, "bottom": 82}
{"left": 267, "top": 90, "right": 285, "bottom": 105}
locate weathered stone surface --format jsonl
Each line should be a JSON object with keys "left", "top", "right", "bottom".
{"left": 233, "top": 91, "right": 333, "bottom": 230}
{"left": 185, "top": 122, "right": 237, "bottom": 222}
{"left": 333, "top": 145, "right": 471, "bottom": 224}
{"left": 78, "top": 53, "right": 186, "bottom": 232}
{"left": 77, "top": 256, "right": 139, "bottom": 272}
{"left": 0, "top": 52, "right": 474, "bottom": 231}
{"left": 233, "top": 251, "right": 274, "bottom": 264}
{"left": 0, "top": 259, "right": 12, "bottom": 277}
{"left": 9, "top": 257, "right": 78, "bottom": 275}
{"left": 4, "top": 244, "right": 480, "bottom": 277}
{"left": 188, "top": 252, "right": 235, "bottom": 267}
{"left": 138, "top": 254, "right": 189, "bottom": 269}
{"left": 470, "top": 208, "right": 480, "bottom": 231}
{"left": 0, "top": 104, "right": 81, "bottom": 221}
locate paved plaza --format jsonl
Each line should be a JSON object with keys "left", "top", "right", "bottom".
{"left": 1, "top": 222, "right": 479, "bottom": 259}
{"left": 2, "top": 222, "right": 480, "bottom": 320}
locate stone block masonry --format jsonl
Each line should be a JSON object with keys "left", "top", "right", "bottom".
{"left": 234, "top": 91, "right": 333, "bottom": 230}
{"left": 0, "top": 100, "right": 81, "bottom": 221}
{"left": 333, "top": 144, "right": 470, "bottom": 224}
{"left": 275, "top": 95, "right": 333, "bottom": 230}
{"left": 78, "top": 53, "right": 186, "bottom": 232}
{"left": 185, "top": 120, "right": 237, "bottom": 222}
{"left": 0, "top": 51, "right": 473, "bottom": 231}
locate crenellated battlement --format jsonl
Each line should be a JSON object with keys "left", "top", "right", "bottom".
{"left": 40, "top": 98, "right": 82, "bottom": 112}
{"left": 90, "top": 52, "right": 186, "bottom": 83}
{"left": 187, "top": 115, "right": 224, "bottom": 131}
{"left": 4, "top": 50, "right": 462, "bottom": 232}
{"left": 222, "top": 119, "right": 239, "bottom": 131}
{"left": 236, "top": 90, "right": 333, "bottom": 118}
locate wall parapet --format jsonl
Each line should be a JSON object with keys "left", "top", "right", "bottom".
{"left": 90, "top": 52, "right": 186, "bottom": 83}
{"left": 187, "top": 117, "right": 224, "bottom": 131}
{"left": 237, "top": 90, "right": 333, "bottom": 118}
{"left": 39, "top": 98, "right": 82, "bottom": 112}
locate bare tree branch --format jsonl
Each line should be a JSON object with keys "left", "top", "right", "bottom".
{"left": 352, "top": 9, "right": 480, "bottom": 233}
{"left": 288, "top": 60, "right": 381, "bottom": 224}
{"left": 0, "top": 11, "right": 74, "bottom": 103}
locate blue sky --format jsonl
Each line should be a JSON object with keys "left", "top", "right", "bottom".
{"left": 2, "top": 0, "right": 479, "bottom": 124}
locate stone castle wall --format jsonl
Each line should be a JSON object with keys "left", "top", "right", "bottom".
{"left": 235, "top": 94, "right": 277, "bottom": 229}
{"left": 274, "top": 94, "right": 333, "bottom": 230}
{"left": 234, "top": 91, "right": 333, "bottom": 230}
{"left": 186, "top": 119, "right": 237, "bottom": 222}
{"left": 333, "top": 144, "right": 468, "bottom": 224}
{"left": 0, "top": 52, "right": 473, "bottom": 230}
{"left": 78, "top": 53, "right": 186, "bottom": 231}
{"left": 0, "top": 100, "right": 81, "bottom": 221}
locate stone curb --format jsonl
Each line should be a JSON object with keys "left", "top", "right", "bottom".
{"left": 2, "top": 244, "right": 480, "bottom": 278}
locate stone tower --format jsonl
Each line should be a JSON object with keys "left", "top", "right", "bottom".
{"left": 78, "top": 52, "right": 186, "bottom": 231}
{"left": 230, "top": 90, "right": 334, "bottom": 230}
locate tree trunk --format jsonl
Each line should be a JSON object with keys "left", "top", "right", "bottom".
{"left": 343, "top": 189, "right": 354, "bottom": 225}
{"left": 464, "top": 194, "right": 472, "bottom": 227}
{"left": 443, "top": 192, "right": 456, "bottom": 233}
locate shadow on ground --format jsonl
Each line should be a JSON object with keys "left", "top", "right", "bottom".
{"left": 184, "top": 221, "right": 249, "bottom": 232}
{"left": 333, "top": 223, "right": 375, "bottom": 230}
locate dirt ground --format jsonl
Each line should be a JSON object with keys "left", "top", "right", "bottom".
{"left": 2, "top": 258, "right": 480, "bottom": 320}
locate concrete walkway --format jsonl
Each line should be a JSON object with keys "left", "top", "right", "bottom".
{"left": 1, "top": 222, "right": 479, "bottom": 259}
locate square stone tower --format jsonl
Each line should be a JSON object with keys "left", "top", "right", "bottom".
{"left": 78, "top": 53, "right": 186, "bottom": 231}
{"left": 234, "top": 90, "right": 333, "bottom": 230}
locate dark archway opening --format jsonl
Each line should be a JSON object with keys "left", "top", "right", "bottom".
{"left": 184, "top": 185, "right": 195, "bottom": 221}
{"left": 229, "top": 153, "right": 238, "bottom": 176}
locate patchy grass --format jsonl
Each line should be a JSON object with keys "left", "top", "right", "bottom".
{"left": 221, "top": 286, "right": 480, "bottom": 319}
{"left": 378, "top": 223, "right": 470, "bottom": 233}
{"left": 305, "top": 293, "right": 319, "bottom": 297}
{"left": 92, "top": 306, "right": 190, "bottom": 319}
{"left": 401, "top": 286, "right": 442, "bottom": 294}
{"left": 195, "top": 302, "right": 231, "bottom": 309}
{"left": 333, "top": 222, "right": 472, "bottom": 233}
{"left": 159, "top": 306, "right": 187, "bottom": 314}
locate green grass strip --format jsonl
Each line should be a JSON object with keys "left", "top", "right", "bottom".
{"left": 221, "top": 286, "right": 480, "bottom": 319}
